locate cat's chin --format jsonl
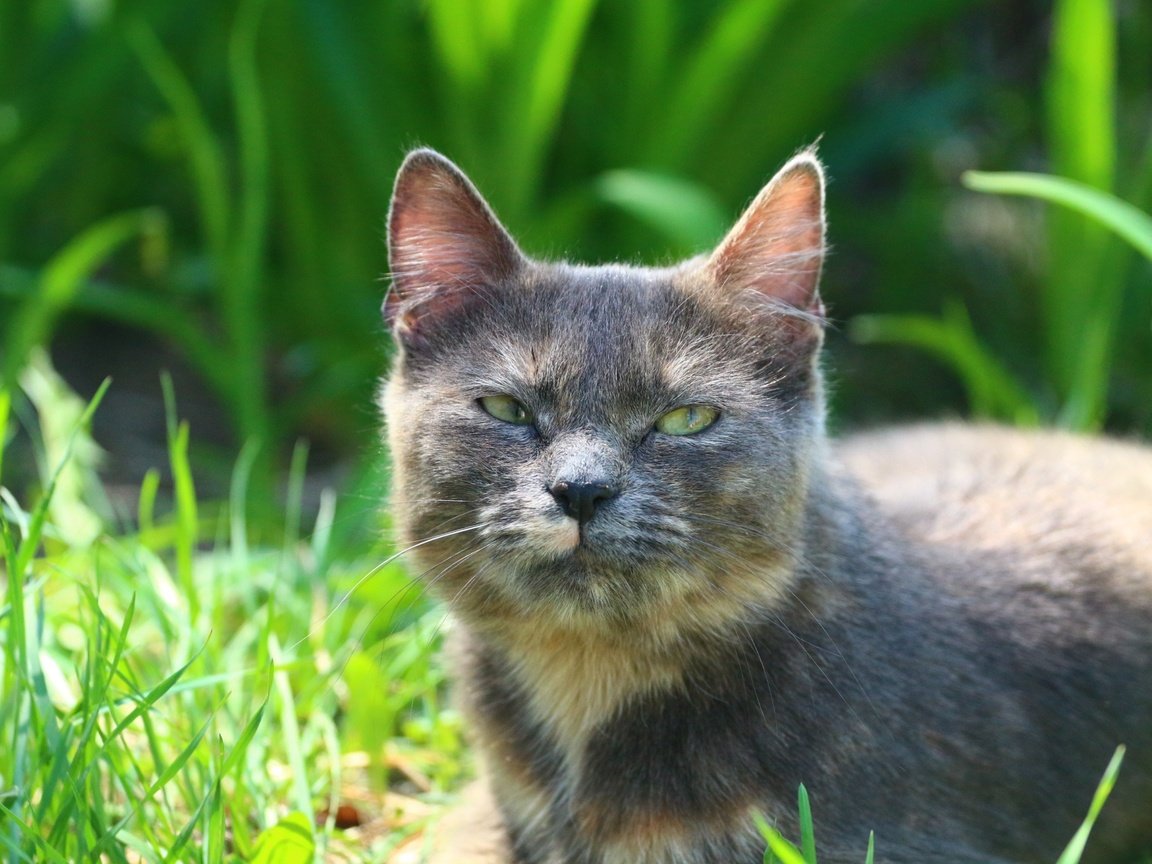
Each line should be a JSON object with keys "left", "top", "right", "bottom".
{"left": 480, "top": 545, "right": 680, "bottom": 625}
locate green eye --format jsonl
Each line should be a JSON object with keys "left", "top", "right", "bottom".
{"left": 655, "top": 404, "right": 719, "bottom": 436}
{"left": 479, "top": 394, "right": 533, "bottom": 425}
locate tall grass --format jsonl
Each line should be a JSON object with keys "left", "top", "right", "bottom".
{"left": 0, "top": 0, "right": 987, "bottom": 491}
{"left": 3, "top": 359, "right": 1144, "bottom": 862}
{"left": 0, "top": 364, "right": 462, "bottom": 862}
{"left": 853, "top": 0, "right": 1152, "bottom": 430}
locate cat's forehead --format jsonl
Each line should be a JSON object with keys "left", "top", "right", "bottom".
{"left": 523, "top": 262, "right": 683, "bottom": 338}
{"left": 473, "top": 262, "right": 756, "bottom": 403}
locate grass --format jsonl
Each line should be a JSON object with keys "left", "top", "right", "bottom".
{"left": 3, "top": 2, "right": 1152, "bottom": 859}
{"left": 852, "top": 0, "right": 1152, "bottom": 432}
{"left": 1, "top": 0, "right": 996, "bottom": 492}
{"left": 0, "top": 360, "right": 466, "bottom": 863}
{"left": 4, "top": 0, "right": 1151, "bottom": 496}
{"left": 758, "top": 753, "right": 1130, "bottom": 864}
{"left": 3, "top": 360, "right": 1147, "bottom": 862}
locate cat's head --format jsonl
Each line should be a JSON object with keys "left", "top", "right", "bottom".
{"left": 381, "top": 149, "right": 827, "bottom": 639}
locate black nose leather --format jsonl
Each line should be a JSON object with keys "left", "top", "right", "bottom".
{"left": 550, "top": 480, "right": 617, "bottom": 526}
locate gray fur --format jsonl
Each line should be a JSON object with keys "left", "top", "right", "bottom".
{"left": 381, "top": 149, "right": 1152, "bottom": 864}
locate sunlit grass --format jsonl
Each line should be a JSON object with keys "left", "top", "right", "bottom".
{"left": 0, "top": 363, "right": 465, "bottom": 862}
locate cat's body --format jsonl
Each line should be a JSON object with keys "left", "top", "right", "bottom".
{"left": 381, "top": 148, "right": 1152, "bottom": 864}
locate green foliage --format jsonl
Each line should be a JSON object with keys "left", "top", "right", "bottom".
{"left": 0, "top": 369, "right": 459, "bottom": 862}
{"left": 1, "top": 210, "right": 165, "bottom": 390}
{"left": 854, "top": 0, "right": 1152, "bottom": 431}
{"left": 1043, "top": 0, "right": 1118, "bottom": 430}
{"left": 0, "top": 0, "right": 989, "bottom": 490}
{"left": 758, "top": 756, "right": 1128, "bottom": 864}
{"left": 250, "top": 813, "right": 315, "bottom": 864}
{"left": 1055, "top": 746, "right": 1125, "bottom": 864}
{"left": 863, "top": 163, "right": 1152, "bottom": 430}
{"left": 852, "top": 301, "right": 1040, "bottom": 425}
{"left": 964, "top": 172, "right": 1152, "bottom": 266}
{"left": 756, "top": 784, "right": 874, "bottom": 864}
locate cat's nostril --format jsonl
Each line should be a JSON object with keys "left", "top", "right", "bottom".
{"left": 550, "top": 480, "right": 617, "bottom": 526}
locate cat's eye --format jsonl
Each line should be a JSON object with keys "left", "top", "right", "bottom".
{"left": 479, "top": 394, "right": 534, "bottom": 426}
{"left": 655, "top": 405, "right": 719, "bottom": 436}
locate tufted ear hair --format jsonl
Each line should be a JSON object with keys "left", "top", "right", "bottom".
{"left": 706, "top": 149, "right": 826, "bottom": 334}
{"left": 385, "top": 149, "right": 524, "bottom": 346}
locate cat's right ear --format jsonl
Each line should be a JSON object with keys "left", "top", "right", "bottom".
{"left": 385, "top": 149, "right": 523, "bottom": 346}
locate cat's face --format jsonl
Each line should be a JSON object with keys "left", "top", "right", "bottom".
{"left": 382, "top": 150, "right": 826, "bottom": 637}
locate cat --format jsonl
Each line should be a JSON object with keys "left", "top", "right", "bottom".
{"left": 379, "top": 147, "right": 1152, "bottom": 864}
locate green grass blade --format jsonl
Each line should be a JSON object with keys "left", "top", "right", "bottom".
{"left": 1042, "top": 0, "right": 1117, "bottom": 426}
{"left": 37, "top": 591, "right": 135, "bottom": 828}
{"left": 126, "top": 22, "right": 230, "bottom": 260}
{"left": 205, "top": 767, "right": 226, "bottom": 862}
{"left": 220, "top": 690, "right": 270, "bottom": 778}
{"left": 0, "top": 803, "right": 71, "bottom": 864}
{"left": 755, "top": 814, "right": 809, "bottom": 864}
{"left": 269, "top": 636, "right": 314, "bottom": 825}
{"left": 1, "top": 211, "right": 163, "bottom": 388}
{"left": 157, "top": 774, "right": 216, "bottom": 864}
{"left": 0, "top": 387, "right": 9, "bottom": 483}
{"left": 1055, "top": 745, "right": 1125, "bottom": 864}
{"left": 426, "top": 0, "right": 486, "bottom": 93}
{"left": 162, "top": 375, "right": 199, "bottom": 621}
{"left": 500, "top": 0, "right": 599, "bottom": 217}
{"left": 851, "top": 305, "right": 1040, "bottom": 424}
{"left": 102, "top": 653, "right": 203, "bottom": 747}
{"left": 137, "top": 469, "right": 160, "bottom": 538}
{"left": 797, "top": 784, "right": 817, "bottom": 864}
{"left": 280, "top": 440, "right": 309, "bottom": 593}
{"left": 90, "top": 703, "right": 218, "bottom": 859}
{"left": 864, "top": 831, "right": 874, "bottom": 864}
{"left": 963, "top": 171, "right": 1152, "bottom": 263}
{"left": 595, "top": 169, "right": 728, "bottom": 252}
{"left": 1047, "top": 0, "right": 1115, "bottom": 194}
{"left": 650, "top": 0, "right": 787, "bottom": 169}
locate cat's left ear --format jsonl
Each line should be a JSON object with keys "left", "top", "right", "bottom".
{"left": 386, "top": 149, "right": 524, "bottom": 346}
{"left": 707, "top": 149, "right": 826, "bottom": 325}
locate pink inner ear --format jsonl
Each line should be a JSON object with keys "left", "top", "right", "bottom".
{"left": 709, "top": 156, "right": 826, "bottom": 314}
{"left": 386, "top": 151, "right": 521, "bottom": 338}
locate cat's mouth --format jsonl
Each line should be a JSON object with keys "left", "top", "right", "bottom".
{"left": 528, "top": 513, "right": 631, "bottom": 561}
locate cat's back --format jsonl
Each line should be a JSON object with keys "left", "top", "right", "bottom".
{"left": 832, "top": 423, "right": 1152, "bottom": 864}
{"left": 836, "top": 422, "right": 1152, "bottom": 572}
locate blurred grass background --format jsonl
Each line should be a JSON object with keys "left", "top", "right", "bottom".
{"left": 2, "top": 0, "right": 1150, "bottom": 502}
{"left": 1, "top": 0, "right": 1151, "bottom": 860}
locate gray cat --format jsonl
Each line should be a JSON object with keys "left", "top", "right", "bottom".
{"left": 380, "top": 147, "right": 1152, "bottom": 864}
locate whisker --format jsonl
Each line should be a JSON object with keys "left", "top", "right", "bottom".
{"left": 426, "top": 557, "right": 500, "bottom": 646}
{"left": 376, "top": 540, "right": 489, "bottom": 632}
{"left": 289, "top": 523, "right": 485, "bottom": 650}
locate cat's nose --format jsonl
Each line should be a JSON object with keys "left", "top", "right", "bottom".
{"left": 550, "top": 480, "right": 617, "bottom": 526}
